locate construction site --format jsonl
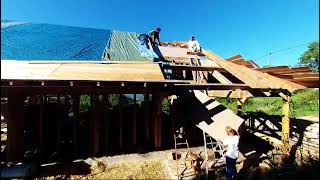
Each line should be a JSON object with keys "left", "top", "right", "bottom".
{"left": 1, "top": 21, "right": 319, "bottom": 179}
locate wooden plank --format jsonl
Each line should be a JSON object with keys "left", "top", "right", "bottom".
{"left": 225, "top": 54, "right": 242, "bottom": 61}
{"left": 210, "top": 70, "right": 233, "bottom": 84}
{"left": 269, "top": 68, "right": 313, "bottom": 74}
{"left": 208, "top": 90, "right": 254, "bottom": 98}
{"left": 194, "top": 90, "right": 244, "bottom": 141}
{"left": 187, "top": 51, "right": 205, "bottom": 56}
{"left": 174, "top": 83, "right": 251, "bottom": 90}
{"left": 230, "top": 58, "right": 246, "bottom": 63}
{"left": 248, "top": 60, "right": 260, "bottom": 68}
{"left": 6, "top": 95, "right": 25, "bottom": 161}
{"left": 288, "top": 80, "right": 318, "bottom": 88}
{"left": 283, "top": 73, "right": 319, "bottom": 79}
{"left": 204, "top": 50, "right": 306, "bottom": 93}
{"left": 1, "top": 61, "right": 165, "bottom": 81}
{"left": 287, "top": 77, "right": 319, "bottom": 82}
{"left": 255, "top": 66, "right": 290, "bottom": 72}
{"left": 169, "top": 65, "right": 226, "bottom": 72}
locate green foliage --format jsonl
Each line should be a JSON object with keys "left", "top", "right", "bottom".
{"left": 217, "top": 88, "right": 319, "bottom": 117}
{"left": 299, "top": 41, "right": 319, "bottom": 72}
{"left": 108, "top": 94, "right": 120, "bottom": 107}
{"left": 162, "top": 98, "right": 170, "bottom": 113}
{"left": 291, "top": 88, "right": 319, "bottom": 117}
{"left": 216, "top": 98, "right": 237, "bottom": 113}
{"left": 243, "top": 97, "right": 283, "bottom": 115}
{"left": 80, "top": 95, "right": 91, "bottom": 112}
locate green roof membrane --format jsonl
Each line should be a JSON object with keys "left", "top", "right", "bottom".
{"left": 104, "top": 31, "right": 147, "bottom": 61}
{"left": 104, "top": 31, "right": 160, "bottom": 61}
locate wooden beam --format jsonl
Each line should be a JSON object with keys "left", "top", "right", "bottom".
{"left": 144, "top": 92, "right": 150, "bottom": 144}
{"left": 119, "top": 95, "right": 123, "bottom": 149}
{"left": 210, "top": 70, "right": 233, "bottom": 84}
{"left": 152, "top": 94, "right": 163, "bottom": 149}
{"left": 225, "top": 54, "right": 242, "bottom": 61}
{"left": 255, "top": 66, "right": 290, "bottom": 72}
{"left": 39, "top": 95, "right": 44, "bottom": 157}
{"left": 92, "top": 95, "right": 101, "bottom": 155}
{"left": 174, "top": 83, "right": 251, "bottom": 90}
{"left": 281, "top": 95, "right": 291, "bottom": 154}
{"left": 72, "top": 94, "right": 80, "bottom": 155}
{"left": 132, "top": 94, "right": 137, "bottom": 145}
{"left": 285, "top": 73, "right": 319, "bottom": 79}
{"left": 204, "top": 50, "right": 305, "bottom": 92}
{"left": 56, "top": 95, "right": 62, "bottom": 152}
{"left": 6, "top": 95, "right": 25, "bottom": 161}
{"left": 187, "top": 51, "right": 205, "bottom": 56}
{"left": 103, "top": 94, "right": 109, "bottom": 153}
{"left": 248, "top": 60, "right": 260, "bottom": 68}
{"left": 168, "top": 65, "right": 226, "bottom": 72}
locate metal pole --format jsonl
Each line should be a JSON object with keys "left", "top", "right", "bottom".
{"left": 203, "top": 131, "right": 208, "bottom": 177}
{"left": 269, "top": 51, "right": 272, "bottom": 67}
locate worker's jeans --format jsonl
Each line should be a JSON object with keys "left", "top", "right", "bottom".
{"left": 226, "top": 156, "right": 237, "bottom": 180}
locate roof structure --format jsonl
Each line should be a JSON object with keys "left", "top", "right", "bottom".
{"left": 1, "top": 21, "right": 318, "bottom": 98}
{"left": 225, "top": 54, "right": 319, "bottom": 88}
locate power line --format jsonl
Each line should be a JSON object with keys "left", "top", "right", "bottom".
{"left": 255, "top": 42, "right": 309, "bottom": 61}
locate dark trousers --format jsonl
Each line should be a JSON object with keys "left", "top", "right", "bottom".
{"left": 226, "top": 156, "right": 237, "bottom": 180}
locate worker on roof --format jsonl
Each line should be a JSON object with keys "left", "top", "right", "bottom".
{"left": 187, "top": 35, "right": 201, "bottom": 52}
{"left": 148, "top": 27, "right": 161, "bottom": 46}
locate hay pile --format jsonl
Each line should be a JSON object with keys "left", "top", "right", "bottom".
{"left": 71, "top": 160, "right": 170, "bottom": 179}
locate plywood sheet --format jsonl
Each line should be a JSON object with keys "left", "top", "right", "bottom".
{"left": 194, "top": 90, "right": 244, "bottom": 141}
{"left": 157, "top": 46, "right": 198, "bottom": 59}
{"left": 1, "top": 61, "right": 164, "bottom": 81}
{"left": 1, "top": 60, "right": 61, "bottom": 79}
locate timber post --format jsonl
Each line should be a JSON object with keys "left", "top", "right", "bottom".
{"left": 281, "top": 94, "right": 291, "bottom": 154}
{"left": 6, "top": 95, "right": 25, "bottom": 162}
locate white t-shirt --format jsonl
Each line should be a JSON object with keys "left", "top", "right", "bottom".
{"left": 187, "top": 40, "right": 200, "bottom": 50}
{"left": 223, "top": 135, "right": 239, "bottom": 159}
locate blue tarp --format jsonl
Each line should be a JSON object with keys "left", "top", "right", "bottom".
{"left": 1, "top": 21, "right": 111, "bottom": 60}
{"left": 138, "top": 34, "right": 159, "bottom": 61}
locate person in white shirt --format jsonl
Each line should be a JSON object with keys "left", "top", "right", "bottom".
{"left": 187, "top": 35, "right": 201, "bottom": 52}
{"left": 223, "top": 126, "right": 239, "bottom": 180}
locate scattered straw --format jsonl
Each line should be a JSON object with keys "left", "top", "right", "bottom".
{"left": 71, "top": 160, "right": 170, "bottom": 179}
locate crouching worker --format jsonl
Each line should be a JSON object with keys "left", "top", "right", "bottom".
{"left": 187, "top": 35, "right": 201, "bottom": 52}
{"left": 148, "top": 27, "right": 161, "bottom": 46}
{"left": 223, "top": 126, "right": 239, "bottom": 180}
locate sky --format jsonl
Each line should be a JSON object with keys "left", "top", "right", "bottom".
{"left": 1, "top": 0, "right": 319, "bottom": 67}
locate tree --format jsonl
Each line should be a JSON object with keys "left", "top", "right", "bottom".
{"left": 299, "top": 41, "right": 319, "bottom": 72}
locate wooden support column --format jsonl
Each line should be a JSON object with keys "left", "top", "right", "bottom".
{"left": 237, "top": 99, "right": 243, "bottom": 116}
{"left": 132, "top": 94, "right": 137, "bottom": 145}
{"left": 39, "top": 95, "right": 44, "bottom": 157}
{"left": 103, "top": 95, "right": 109, "bottom": 153}
{"left": 281, "top": 94, "right": 291, "bottom": 153}
{"left": 56, "top": 95, "right": 62, "bottom": 152}
{"left": 170, "top": 97, "right": 177, "bottom": 146}
{"left": 92, "top": 95, "right": 101, "bottom": 155}
{"left": 152, "top": 94, "right": 163, "bottom": 149}
{"left": 144, "top": 93, "right": 150, "bottom": 142}
{"left": 6, "top": 95, "right": 25, "bottom": 162}
{"left": 72, "top": 94, "right": 80, "bottom": 155}
{"left": 119, "top": 95, "right": 123, "bottom": 149}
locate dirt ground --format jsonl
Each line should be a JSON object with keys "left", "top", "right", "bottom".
{"left": 32, "top": 131, "right": 319, "bottom": 180}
